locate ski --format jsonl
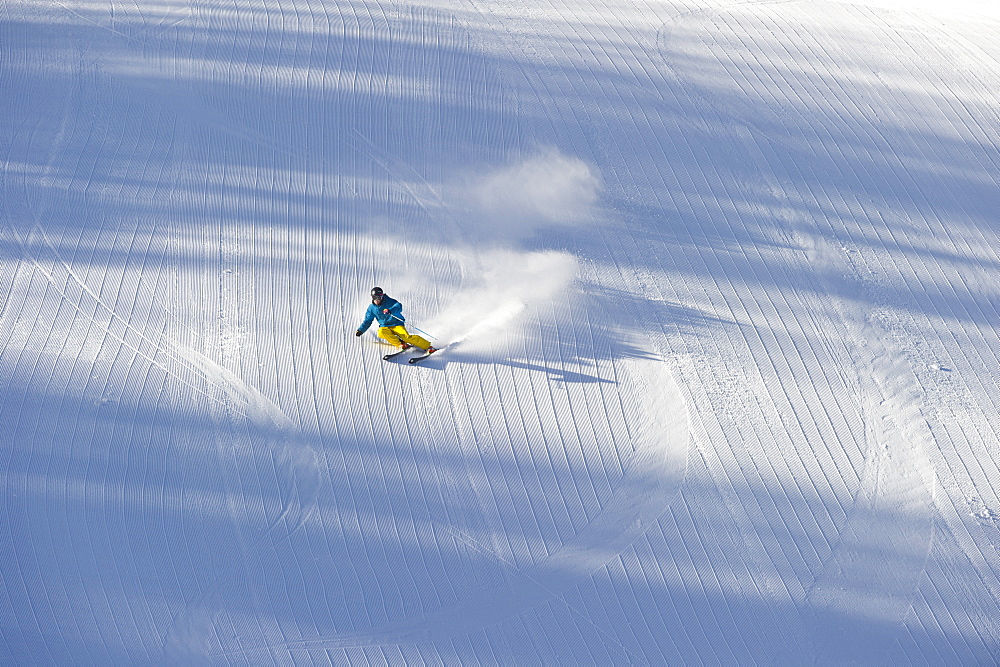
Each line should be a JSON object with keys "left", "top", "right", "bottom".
{"left": 383, "top": 346, "right": 415, "bottom": 361}
{"left": 408, "top": 349, "right": 439, "bottom": 364}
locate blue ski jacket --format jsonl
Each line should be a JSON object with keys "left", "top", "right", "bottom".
{"left": 358, "top": 295, "right": 405, "bottom": 332}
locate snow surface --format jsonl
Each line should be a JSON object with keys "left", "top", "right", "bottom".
{"left": 3, "top": 0, "right": 1000, "bottom": 662}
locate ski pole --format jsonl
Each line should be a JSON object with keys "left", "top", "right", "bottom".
{"left": 411, "top": 325, "right": 436, "bottom": 340}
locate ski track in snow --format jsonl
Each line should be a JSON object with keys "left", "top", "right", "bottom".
{"left": 2, "top": 0, "right": 1000, "bottom": 662}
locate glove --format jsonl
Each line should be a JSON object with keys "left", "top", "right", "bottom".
{"left": 382, "top": 309, "right": 390, "bottom": 314}
{"left": 355, "top": 330, "right": 363, "bottom": 337}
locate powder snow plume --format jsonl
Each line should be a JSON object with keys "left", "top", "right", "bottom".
{"left": 423, "top": 150, "right": 599, "bottom": 352}
{"left": 446, "top": 148, "right": 602, "bottom": 244}
{"left": 427, "top": 249, "right": 579, "bottom": 352}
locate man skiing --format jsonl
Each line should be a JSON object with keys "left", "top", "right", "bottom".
{"left": 355, "top": 287, "right": 438, "bottom": 355}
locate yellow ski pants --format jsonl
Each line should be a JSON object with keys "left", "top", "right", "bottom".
{"left": 378, "top": 325, "right": 431, "bottom": 350}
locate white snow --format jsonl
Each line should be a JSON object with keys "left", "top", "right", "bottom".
{"left": 3, "top": 0, "right": 999, "bottom": 662}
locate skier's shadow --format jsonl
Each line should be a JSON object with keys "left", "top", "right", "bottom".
{"left": 413, "top": 351, "right": 615, "bottom": 384}
{"left": 499, "top": 360, "right": 616, "bottom": 384}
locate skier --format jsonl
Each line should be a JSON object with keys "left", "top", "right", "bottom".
{"left": 355, "top": 287, "right": 438, "bottom": 355}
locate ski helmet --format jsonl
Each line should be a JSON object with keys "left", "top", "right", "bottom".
{"left": 371, "top": 286, "right": 384, "bottom": 300}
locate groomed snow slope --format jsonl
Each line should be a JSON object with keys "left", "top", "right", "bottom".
{"left": 3, "top": 0, "right": 1000, "bottom": 662}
